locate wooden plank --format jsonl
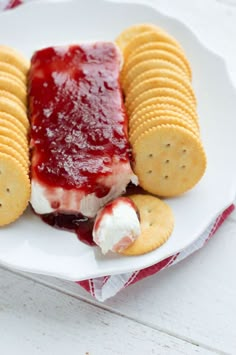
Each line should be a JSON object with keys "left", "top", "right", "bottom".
{"left": 1, "top": 1, "right": 236, "bottom": 355}
{"left": 0, "top": 268, "right": 215, "bottom": 355}
{"left": 20, "top": 218, "right": 236, "bottom": 354}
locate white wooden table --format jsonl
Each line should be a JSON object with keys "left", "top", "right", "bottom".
{"left": 1, "top": 0, "right": 236, "bottom": 354}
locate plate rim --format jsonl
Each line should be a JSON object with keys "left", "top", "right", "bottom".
{"left": 0, "top": 0, "right": 236, "bottom": 281}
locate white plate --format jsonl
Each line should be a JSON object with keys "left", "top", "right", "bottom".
{"left": 0, "top": 0, "right": 236, "bottom": 281}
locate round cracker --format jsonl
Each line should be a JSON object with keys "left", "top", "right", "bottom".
{"left": 0, "top": 111, "right": 27, "bottom": 135}
{"left": 125, "top": 77, "right": 195, "bottom": 108}
{"left": 130, "top": 116, "right": 199, "bottom": 145}
{"left": 129, "top": 108, "right": 199, "bottom": 137}
{"left": 0, "top": 152, "right": 30, "bottom": 226}
{"left": 131, "top": 41, "right": 191, "bottom": 79}
{"left": 0, "top": 62, "right": 26, "bottom": 84}
{"left": 0, "top": 135, "right": 29, "bottom": 169}
{"left": 115, "top": 24, "right": 181, "bottom": 53}
{"left": 0, "top": 127, "right": 28, "bottom": 152}
{"left": 0, "top": 70, "right": 26, "bottom": 87}
{"left": 126, "top": 68, "right": 196, "bottom": 104}
{"left": 129, "top": 104, "right": 199, "bottom": 132}
{"left": 0, "top": 97, "right": 29, "bottom": 129}
{"left": 0, "top": 46, "right": 29, "bottom": 75}
{"left": 131, "top": 97, "right": 199, "bottom": 126}
{"left": 0, "top": 142, "right": 28, "bottom": 172}
{"left": 0, "top": 74, "right": 27, "bottom": 106}
{"left": 122, "top": 50, "right": 190, "bottom": 82}
{"left": 120, "top": 194, "right": 174, "bottom": 256}
{"left": 0, "top": 119, "right": 28, "bottom": 144}
{"left": 122, "top": 59, "right": 187, "bottom": 92}
{"left": 123, "top": 30, "right": 183, "bottom": 62}
{"left": 133, "top": 124, "right": 206, "bottom": 197}
{"left": 127, "top": 87, "right": 197, "bottom": 116}
{"left": 115, "top": 24, "right": 159, "bottom": 52}
{"left": 0, "top": 89, "right": 26, "bottom": 111}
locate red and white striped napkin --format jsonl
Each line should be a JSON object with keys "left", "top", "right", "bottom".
{"left": 1, "top": 0, "right": 235, "bottom": 301}
{"left": 78, "top": 205, "right": 234, "bottom": 301}
{"left": 0, "top": 0, "right": 21, "bottom": 10}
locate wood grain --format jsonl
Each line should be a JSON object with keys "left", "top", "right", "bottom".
{"left": 0, "top": 268, "right": 216, "bottom": 355}
{"left": 16, "top": 217, "right": 236, "bottom": 354}
{"left": 1, "top": 0, "right": 236, "bottom": 354}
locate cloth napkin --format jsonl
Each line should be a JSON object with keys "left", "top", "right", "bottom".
{"left": 1, "top": 0, "right": 235, "bottom": 301}
{"left": 78, "top": 205, "right": 234, "bottom": 301}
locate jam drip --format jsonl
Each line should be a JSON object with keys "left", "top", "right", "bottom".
{"left": 41, "top": 182, "right": 143, "bottom": 246}
{"left": 29, "top": 43, "right": 134, "bottom": 245}
{"left": 42, "top": 213, "right": 95, "bottom": 246}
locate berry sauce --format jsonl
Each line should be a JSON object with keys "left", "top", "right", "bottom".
{"left": 29, "top": 43, "right": 130, "bottom": 195}
{"left": 29, "top": 43, "right": 133, "bottom": 245}
{"left": 42, "top": 213, "right": 95, "bottom": 246}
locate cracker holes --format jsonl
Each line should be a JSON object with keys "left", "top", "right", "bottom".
{"left": 148, "top": 153, "right": 153, "bottom": 158}
{"left": 165, "top": 159, "right": 170, "bottom": 164}
{"left": 147, "top": 170, "right": 152, "bottom": 174}
{"left": 0, "top": 203, "right": 2, "bottom": 207}
{"left": 149, "top": 222, "right": 153, "bottom": 227}
{"left": 182, "top": 149, "right": 187, "bottom": 153}
{"left": 166, "top": 143, "right": 171, "bottom": 148}
{"left": 181, "top": 165, "right": 186, "bottom": 169}
{"left": 164, "top": 175, "right": 169, "bottom": 180}
{"left": 6, "top": 188, "right": 10, "bottom": 193}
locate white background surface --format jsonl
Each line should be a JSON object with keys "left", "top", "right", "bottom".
{"left": 1, "top": 0, "right": 236, "bottom": 354}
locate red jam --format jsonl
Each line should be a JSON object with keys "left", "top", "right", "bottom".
{"left": 42, "top": 213, "right": 95, "bottom": 246}
{"left": 29, "top": 43, "right": 133, "bottom": 245}
{"left": 29, "top": 43, "right": 130, "bottom": 196}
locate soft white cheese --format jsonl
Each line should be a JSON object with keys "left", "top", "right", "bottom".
{"left": 93, "top": 198, "right": 141, "bottom": 254}
{"left": 30, "top": 170, "right": 138, "bottom": 218}
{"left": 30, "top": 180, "right": 54, "bottom": 214}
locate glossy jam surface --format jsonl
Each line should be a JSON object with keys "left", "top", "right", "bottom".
{"left": 29, "top": 43, "right": 130, "bottom": 197}
{"left": 29, "top": 43, "right": 134, "bottom": 245}
{"left": 42, "top": 213, "right": 95, "bottom": 246}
